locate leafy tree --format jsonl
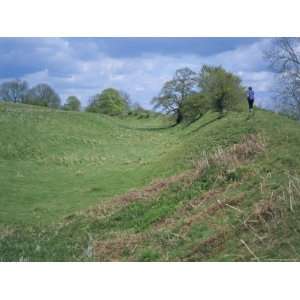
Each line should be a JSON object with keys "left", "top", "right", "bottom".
{"left": 199, "top": 65, "right": 245, "bottom": 115}
{"left": 24, "top": 84, "right": 61, "bottom": 108}
{"left": 63, "top": 96, "right": 81, "bottom": 111}
{"left": 86, "top": 88, "right": 129, "bottom": 116}
{"left": 181, "top": 92, "right": 211, "bottom": 122}
{"left": 0, "top": 79, "right": 28, "bottom": 102}
{"left": 265, "top": 38, "right": 300, "bottom": 119}
{"left": 152, "top": 67, "right": 198, "bottom": 123}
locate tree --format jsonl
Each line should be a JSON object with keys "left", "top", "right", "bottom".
{"left": 86, "top": 88, "right": 129, "bottom": 115}
{"left": 198, "top": 65, "right": 245, "bottom": 115}
{"left": 63, "top": 96, "right": 81, "bottom": 111}
{"left": 265, "top": 38, "right": 300, "bottom": 119}
{"left": 0, "top": 79, "right": 28, "bottom": 102}
{"left": 24, "top": 84, "right": 61, "bottom": 108}
{"left": 152, "top": 67, "right": 198, "bottom": 123}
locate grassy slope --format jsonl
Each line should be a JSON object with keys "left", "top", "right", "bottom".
{"left": 0, "top": 103, "right": 184, "bottom": 225}
{"left": 0, "top": 102, "right": 299, "bottom": 261}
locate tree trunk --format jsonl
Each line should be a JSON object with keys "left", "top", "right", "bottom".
{"left": 176, "top": 109, "right": 183, "bottom": 124}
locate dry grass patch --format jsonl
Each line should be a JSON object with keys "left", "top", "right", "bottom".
{"left": 184, "top": 230, "right": 228, "bottom": 261}
{"left": 93, "top": 232, "right": 144, "bottom": 261}
{"left": 0, "top": 226, "right": 15, "bottom": 240}
{"left": 195, "top": 133, "right": 266, "bottom": 171}
{"left": 238, "top": 173, "right": 300, "bottom": 261}
{"left": 244, "top": 173, "right": 300, "bottom": 235}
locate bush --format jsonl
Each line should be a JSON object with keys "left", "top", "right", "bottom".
{"left": 181, "top": 92, "right": 211, "bottom": 122}
{"left": 128, "top": 103, "right": 151, "bottom": 119}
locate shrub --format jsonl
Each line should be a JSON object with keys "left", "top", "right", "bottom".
{"left": 181, "top": 92, "right": 211, "bottom": 122}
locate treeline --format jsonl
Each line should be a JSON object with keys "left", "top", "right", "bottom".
{"left": 85, "top": 88, "right": 157, "bottom": 118}
{"left": 0, "top": 64, "right": 247, "bottom": 122}
{"left": 0, "top": 80, "right": 81, "bottom": 112}
{"left": 0, "top": 80, "right": 154, "bottom": 117}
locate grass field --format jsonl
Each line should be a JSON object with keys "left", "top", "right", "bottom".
{"left": 0, "top": 102, "right": 300, "bottom": 261}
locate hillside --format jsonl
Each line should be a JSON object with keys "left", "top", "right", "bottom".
{"left": 0, "top": 102, "right": 299, "bottom": 261}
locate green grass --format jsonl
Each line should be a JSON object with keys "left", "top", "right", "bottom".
{"left": 0, "top": 102, "right": 300, "bottom": 261}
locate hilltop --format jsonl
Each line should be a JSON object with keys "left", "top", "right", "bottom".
{"left": 0, "top": 102, "right": 299, "bottom": 261}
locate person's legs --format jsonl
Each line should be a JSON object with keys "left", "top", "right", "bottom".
{"left": 248, "top": 99, "right": 254, "bottom": 112}
{"left": 250, "top": 100, "right": 254, "bottom": 112}
{"left": 247, "top": 98, "right": 251, "bottom": 112}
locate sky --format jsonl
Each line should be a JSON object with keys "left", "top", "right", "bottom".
{"left": 0, "top": 37, "right": 276, "bottom": 109}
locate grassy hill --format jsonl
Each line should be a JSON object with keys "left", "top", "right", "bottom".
{"left": 0, "top": 102, "right": 299, "bottom": 261}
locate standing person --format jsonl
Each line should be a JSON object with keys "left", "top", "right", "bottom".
{"left": 247, "top": 86, "right": 255, "bottom": 112}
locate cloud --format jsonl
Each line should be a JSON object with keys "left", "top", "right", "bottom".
{"left": 0, "top": 37, "right": 275, "bottom": 109}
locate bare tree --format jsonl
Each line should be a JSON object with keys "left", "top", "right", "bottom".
{"left": 265, "top": 38, "right": 300, "bottom": 118}
{"left": 0, "top": 79, "right": 28, "bottom": 102}
{"left": 152, "top": 67, "right": 198, "bottom": 123}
